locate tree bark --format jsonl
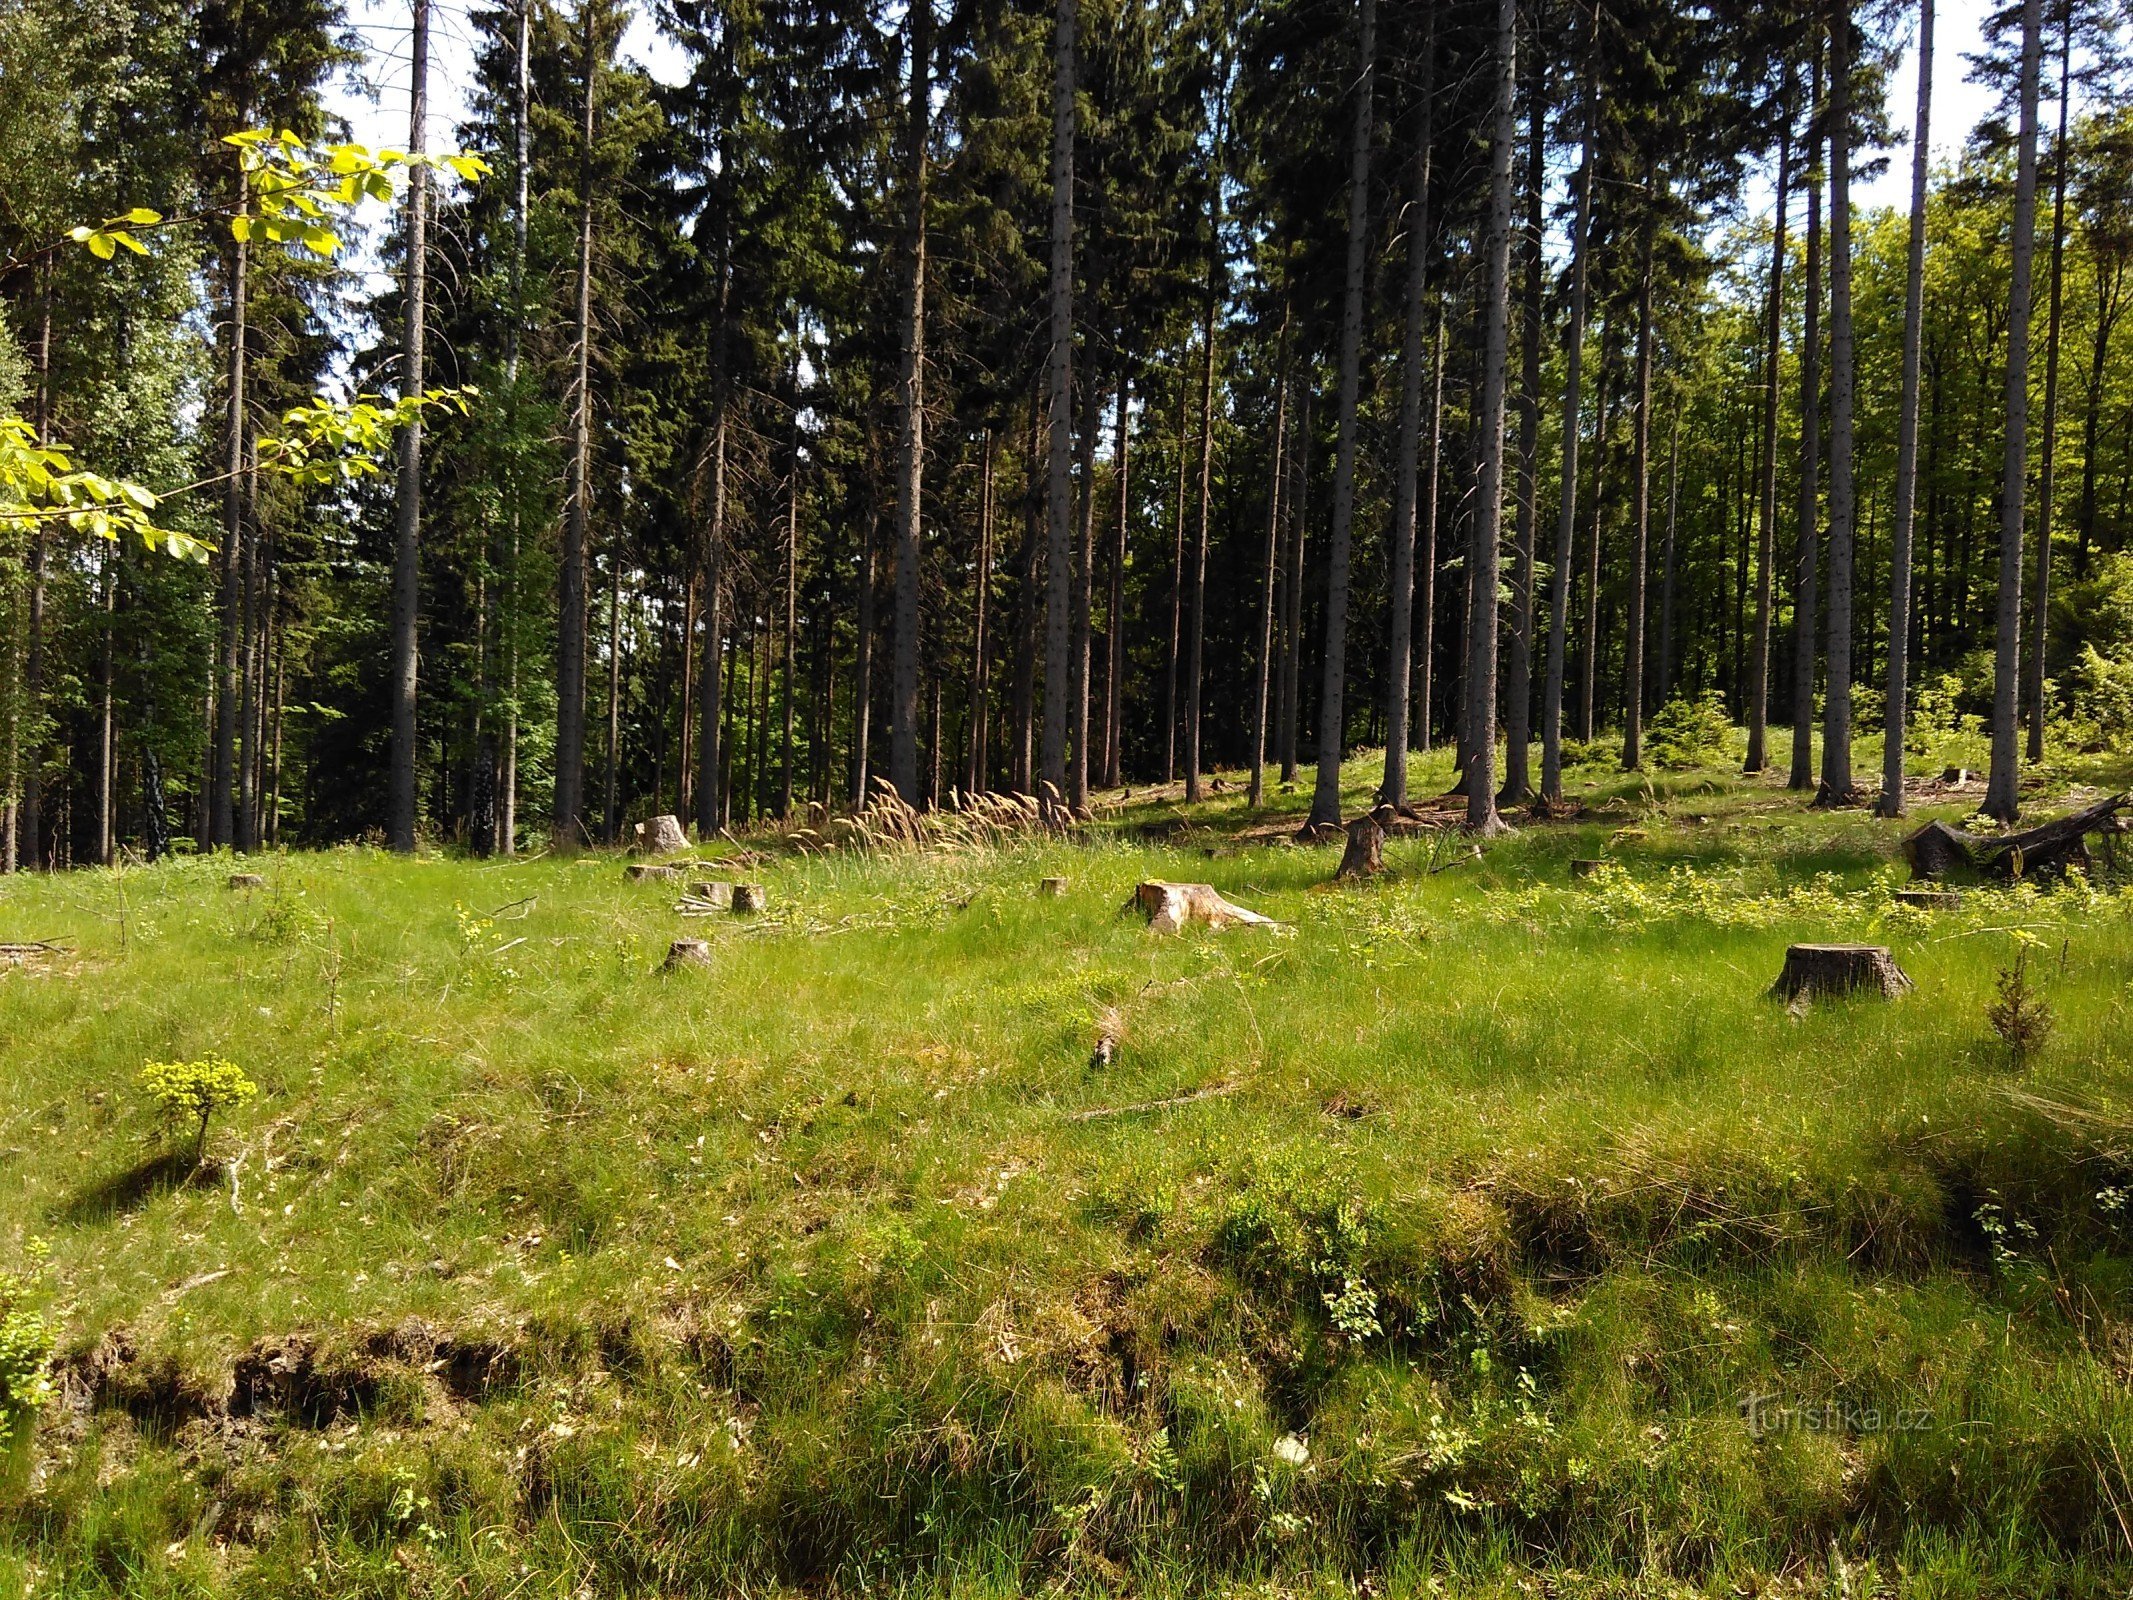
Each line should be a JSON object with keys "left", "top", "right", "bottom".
{"left": 1104, "top": 376, "right": 1128, "bottom": 787}
{"left": 2024, "top": 7, "right": 2071, "bottom": 762}
{"left": 1279, "top": 379, "right": 1312, "bottom": 782}
{"left": 1185, "top": 164, "right": 1222, "bottom": 804}
{"left": 1040, "top": 0, "right": 1076, "bottom": 807}
{"left": 1789, "top": 48, "right": 1825, "bottom": 791}
{"left": 388, "top": 0, "right": 428, "bottom": 853}
{"left": 1463, "top": 0, "right": 1516, "bottom": 835}
{"left": 1985, "top": 0, "right": 2043, "bottom": 823}
{"left": 968, "top": 428, "right": 995, "bottom": 794}
{"left": 554, "top": 0, "right": 598, "bottom": 844}
{"left": 696, "top": 262, "right": 730, "bottom": 834}
{"left": 890, "top": 0, "right": 933, "bottom": 806}
{"left": 1817, "top": 7, "right": 1859, "bottom": 805}
{"left": 1417, "top": 312, "right": 1444, "bottom": 755}
{"left": 1745, "top": 101, "right": 1791, "bottom": 773}
{"left": 1380, "top": 14, "right": 1434, "bottom": 809}
{"left": 213, "top": 200, "right": 248, "bottom": 852}
{"left": 1251, "top": 313, "right": 1292, "bottom": 808}
{"left": 1304, "top": 0, "right": 1376, "bottom": 833}
{"left": 1877, "top": 0, "right": 1932, "bottom": 818}
{"left": 1623, "top": 199, "right": 1657, "bottom": 770}
{"left": 1501, "top": 49, "right": 1544, "bottom": 805}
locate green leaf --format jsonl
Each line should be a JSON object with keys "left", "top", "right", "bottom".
{"left": 230, "top": 215, "right": 253, "bottom": 244}
{"left": 86, "top": 232, "right": 115, "bottom": 260}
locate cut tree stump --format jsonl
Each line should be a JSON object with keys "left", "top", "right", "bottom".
{"left": 1128, "top": 881, "right": 1279, "bottom": 935}
{"left": 731, "top": 883, "right": 769, "bottom": 914}
{"left": 662, "top": 939, "right": 712, "bottom": 972}
{"left": 1334, "top": 813, "right": 1386, "bottom": 881}
{"left": 688, "top": 881, "right": 735, "bottom": 908}
{"left": 1893, "top": 887, "right": 1962, "bottom": 910}
{"left": 626, "top": 864, "right": 684, "bottom": 883}
{"left": 633, "top": 814, "right": 690, "bottom": 855}
{"left": 1569, "top": 858, "right": 1605, "bottom": 880}
{"left": 1768, "top": 943, "right": 1913, "bottom": 1005}
{"left": 228, "top": 873, "right": 265, "bottom": 890}
{"left": 1902, "top": 793, "right": 2127, "bottom": 882}
{"left": 1039, "top": 876, "right": 1069, "bottom": 896}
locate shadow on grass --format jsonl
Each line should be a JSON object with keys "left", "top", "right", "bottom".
{"left": 55, "top": 1149, "right": 210, "bottom": 1225}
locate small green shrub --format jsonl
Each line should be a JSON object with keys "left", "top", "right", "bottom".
{"left": 139, "top": 1055, "right": 257, "bottom": 1160}
{"left": 1986, "top": 936, "right": 2053, "bottom": 1072}
{"left": 0, "top": 1262, "right": 54, "bottom": 1454}
{"left": 1645, "top": 690, "right": 1732, "bottom": 770}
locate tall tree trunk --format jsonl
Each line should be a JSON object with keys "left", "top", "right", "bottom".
{"left": 1464, "top": 0, "right": 1516, "bottom": 834}
{"left": 782, "top": 444, "right": 799, "bottom": 817}
{"left": 1818, "top": 7, "right": 1859, "bottom": 804}
{"left": 501, "top": 0, "right": 531, "bottom": 854}
{"left": 1039, "top": 0, "right": 1076, "bottom": 806}
{"left": 603, "top": 548, "right": 622, "bottom": 838}
{"left": 1501, "top": 48, "right": 1543, "bottom": 805}
{"left": 1164, "top": 371, "right": 1188, "bottom": 783}
{"left": 1877, "top": 0, "right": 1932, "bottom": 817}
{"left": 853, "top": 442, "right": 879, "bottom": 806}
{"left": 1251, "top": 314, "right": 1292, "bottom": 808}
{"left": 2024, "top": 7, "right": 2071, "bottom": 761}
{"left": 1303, "top": 0, "right": 1376, "bottom": 833}
{"left": 697, "top": 253, "right": 731, "bottom": 833}
{"left": 554, "top": 0, "right": 598, "bottom": 844}
{"left": 213, "top": 199, "right": 248, "bottom": 852}
{"left": 1104, "top": 378, "right": 1129, "bottom": 788}
{"left": 1623, "top": 201, "right": 1657, "bottom": 770}
{"left": 1789, "top": 49, "right": 1825, "bottom": 791}
{"left": 1185, "top": 189, "right": 1222, "bottom": 803}
{"left": 1985, "top": 0, "right": 2043, "bottom": 822}
{"left": 1418, "top": 311, "right": 1444, "bottom": 753}
{"left": 1070, "top": 363, "right": 1099, "bottom": 810}
{"left": 388, "top": 0, "right": 428, "bottom": 853}
{"left": 1579, "top": 361, "right": 1610, "bottom": 744}
{"left": 1010, "top": 398, "right": 1038, "bottom": 795}
{"left": 1279, "top": 379, "right": 1312, "bottom": 781}
{"left": 1658, "top": 393, "right": 1682, "bottom": 700}
{"left": 1745, "top": 102, "right": 1792, "bottom": 772}
{"left": 890, "top": 0, "right": 933, "bottom": 806}
{"left": 968, "top": 428, "right": 994, "bottom": 793}
{"left": 1380, "top": 15, "right": 1434, "bottom": 808}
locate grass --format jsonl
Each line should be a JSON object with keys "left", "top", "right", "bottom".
{"left": 2, "top": 733, "right": 2132, "bottom": 1597}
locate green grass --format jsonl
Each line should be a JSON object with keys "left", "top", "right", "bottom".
{"left": 3, "top": 737, "right": 2133, "bottom": 1597}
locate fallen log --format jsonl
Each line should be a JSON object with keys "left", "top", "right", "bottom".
{"left": 1127, "top": 881, "right": 1279, "bottom": 934}
{"left": 626, "top": 863, "right": 685, "bottom": 883}
{"left": 1902, "top": 793, "right": 2127, "bottom": 883}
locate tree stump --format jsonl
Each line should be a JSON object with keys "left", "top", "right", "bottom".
{"left": 228, "top": 873, "right": 266, "bottom": 891}
{"left": 731, "top": 883, "right": 769, "bottom": 914}
{"left": 1569, "top": 859, "right": 1605, "bottom": 880}
{"left": 1334, "top": 813, "right": 1385, "bottom": 880}
{"left": 1940, "top": 767, "right": 1975, "bottom": 786}
{"left": 633, "top": 814, "right": 690, "bottom": 855}
{"left": 1039, "top": 876, "right": 1069, "bottom": 896}
{"left": 662, "top": 939, "right": 712, "bottom": 972}
{"left": 1128, "top": 881, "right": 1278, "bottom": 934}
{"left": 688, "top": 881, "right": 735, "bottom": 908}
{"left": 1893, "top": 887, "right": 1961, "bottom": 910}
{"left": 1768, "top": 944, "right": 1913, "bottom": 1005}
{"left": 626, "top": 864, "right": 684, "bottom": 883}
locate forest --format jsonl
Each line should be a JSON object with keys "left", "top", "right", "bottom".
{"left": 1, "top": 0, "right": 2129, "bottom": 855}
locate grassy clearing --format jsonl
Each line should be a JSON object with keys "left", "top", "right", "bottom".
{"left": 3, "top": 737, "right": 2133, "bottom": 1597}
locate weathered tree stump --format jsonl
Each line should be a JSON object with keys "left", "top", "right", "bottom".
{"left": 1893, "top": 887, "right": 1961, "bottom": 910}
{"left": 1768, "top": 943, "right": 1913, "bottom": 1005}
{"left": 228, "top": 872, "right": 266, "bottom": 890}
{"left": 1569, "top": 858, "right": 1605, "bottom": 880}
{"left": 662, "top": 939, "right": 712, "bottom": 972}
{"left": 1334, "top": 813, "right": 1385, "bottom": 880}
{"left": 633, "top": 814, "right": 690, "bottom": 855}
{"left": 1902, "top": 793, "right": 2127, "bottom": 882}
{"left": 731, "top": 883, "right": 769, "bottom": 914}
{"left": 1039, "top": 876, "right": 1069, "bottom": 896}
{"left": 1940, "top": 767, "right": 1975, "bottom": 786}
{"left": 626, "top": 863, "right": 685, "bottom": 883}
{"left": 688, "top": 881, "right": 735, "bottom": 908}
{"left": 1128, "top": 881, "right": 1278, "bottom": 935}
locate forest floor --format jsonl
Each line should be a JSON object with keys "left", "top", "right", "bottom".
{"left": 4, "top": 732, "right": 2133, "bottom": 1597}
